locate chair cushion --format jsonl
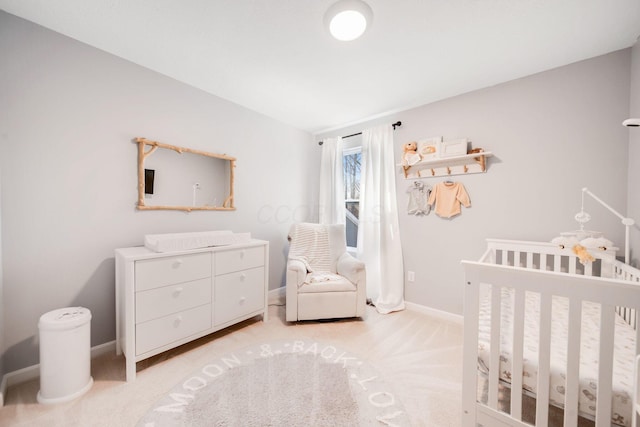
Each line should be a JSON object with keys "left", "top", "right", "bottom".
{"left": 298, "top": 273, "right": 357, "bottom": 293}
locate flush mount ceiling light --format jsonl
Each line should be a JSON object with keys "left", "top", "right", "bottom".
{"left": 324, "top": 0, "right": 373, "bottom": 41}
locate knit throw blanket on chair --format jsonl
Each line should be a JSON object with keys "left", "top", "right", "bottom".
{"left": 288, "top": 224, "right": 332, "bottom": 273}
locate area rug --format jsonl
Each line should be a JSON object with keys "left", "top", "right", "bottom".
{"left": 137, "top": 339, "right": 410, "bottom": 426}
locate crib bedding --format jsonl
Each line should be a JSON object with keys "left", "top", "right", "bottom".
{"left": 477, "top": 288, "right": 636, "bottom": 427}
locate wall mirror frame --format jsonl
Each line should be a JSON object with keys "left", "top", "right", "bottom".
{"left": 135, "top": 137, "right": 236, "bottom": 212}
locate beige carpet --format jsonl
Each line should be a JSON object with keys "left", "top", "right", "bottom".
{"left": 138, "top": 339, "right": 409, "bottom": 426}
{"left": 0, "top": 304, "right": 464, "bottom": 426}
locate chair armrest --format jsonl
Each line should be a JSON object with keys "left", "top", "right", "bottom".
{"left": 337, "top": 252, "right": 367, "bottom": 317}
{"left": 286, "top": 258, "right": 307, "bottom": 322}
{"left": 336, "top": 252, "right": 365, "bottom": 284}
{"left": 287, "top": 259, "right": 307, "bottom": 287}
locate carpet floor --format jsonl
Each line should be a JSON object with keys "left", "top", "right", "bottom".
{"left": 0, "top": 303, "right": 464, "bottom": 426}
{"left": 139, "top": 339, "right": 410, "bottom": 426}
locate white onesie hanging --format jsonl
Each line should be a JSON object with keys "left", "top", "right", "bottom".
{"left": 407, "top": 181, "right": 431, "bottom": 215}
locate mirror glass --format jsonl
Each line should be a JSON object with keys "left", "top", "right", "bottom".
{"left": 136, "top": 138, "right": 236, "bottom": 211}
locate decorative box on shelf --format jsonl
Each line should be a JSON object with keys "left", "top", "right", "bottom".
{"left": 417, "top": 137, "right": 441, "bottom": 161}
{"left": 438, "top": 138, "right": 468, "bottom": 158}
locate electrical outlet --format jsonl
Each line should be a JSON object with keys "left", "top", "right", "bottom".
{"left": 407, "top": 271, "right": 415, "bottom": 282}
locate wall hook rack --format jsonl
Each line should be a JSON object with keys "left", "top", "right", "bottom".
{"left": 400, "top": 149, "right": 493, "bottom": 179}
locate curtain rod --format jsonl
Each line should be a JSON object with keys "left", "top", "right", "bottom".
{"left": 318, "top": 121, "right": 402, "bottom": 145}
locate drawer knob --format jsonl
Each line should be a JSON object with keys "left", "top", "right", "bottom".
{"left": 240, "top": 250, "right": 246, "bottom": 259}
{"left": 240, "top": 273, "right": 246, "bottom": 281}
{"left": 239, "top": 296, "right": 246, "bottom": 305}
{"left": 173, "top": 316, "right": 182, "bottom": 327}
{"left": 173, "top": 287, "right": 184, "bottom": 297}
{"left": 173, "top": 259, "right": 184, "bottom": 268}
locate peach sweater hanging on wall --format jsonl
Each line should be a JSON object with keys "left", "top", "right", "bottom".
{"left": 428, "top": 182, "right": 471, "bottom": 218}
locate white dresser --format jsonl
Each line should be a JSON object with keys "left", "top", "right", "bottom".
{"left": 115, "top": 240, "right": 269, "bottom": 381}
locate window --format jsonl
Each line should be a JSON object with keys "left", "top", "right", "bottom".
{"left": 343, "top": 147, "right": 361, "bottom": 248}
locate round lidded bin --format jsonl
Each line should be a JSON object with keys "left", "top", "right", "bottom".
{"left": 37, "top": 307, "right": 93, "bottom": 404}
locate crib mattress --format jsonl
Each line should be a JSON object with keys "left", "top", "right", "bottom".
{"left": 477, "top": 288, "right": 636, "bottom": 427}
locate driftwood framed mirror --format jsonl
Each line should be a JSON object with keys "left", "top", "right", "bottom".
{"left": 135, "top": 137, "right": 236, "bottom": 212}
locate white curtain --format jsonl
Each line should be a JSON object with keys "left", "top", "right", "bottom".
{"left": 318, "top": 137, "right": 345, "bottom": 225}
{"left": 357, "top": 124, "right": 405, "bottom": 314}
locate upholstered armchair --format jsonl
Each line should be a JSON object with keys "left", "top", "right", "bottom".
{"left": 286, "top": 222, "right": 366, "bottom": 322}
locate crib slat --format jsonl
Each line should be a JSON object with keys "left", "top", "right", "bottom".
{"left": 511, "top": 288, "right": 525, "bottom": 421}
{"left": 563, "top": 298, "right": 582, "bottom": 427}
{"left": 501, "top": 250, "right": 509, "bottom": 266}
{"left": 636, "top": 311, "right": 640, "bottom": 354}
{"left": 584, "top": 262, "right": 593, "bottom": 276}
{"left": 514, "top": 251, "right": 521, "bottom": 267}
{"left": 633, "top": 353, "right": 640, "bottom": 427}
{"left": 568, "top": 258, "right": 576, "bottom": 275}
{"left": 635, "top": 310, "right": 640, "bottom": 427}
{"left": 461, "top": 271, "right": 480, "bottom": 427}
{"left": 553, "top": 255, "right": 561, "bottom": 272}
{"left": 462, "top": 269, "right": 480, "bottom": 427}
{"left": 595, "top": 304, "right": 615, "bottom": 427}
{"left": 540, "top": 253, "right": 548, "bottom": 271}
{"left": 526, "top": 252, "right": 534, "bottom": 269}
{"left": 536, "top": 292, "right": 552, "bottom": 427}
{"left": 488, "top": 285, "right": 502, "bottom": 409}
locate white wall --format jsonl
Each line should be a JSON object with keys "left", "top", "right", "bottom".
{"left": 0, "top": 169, "right": 4, "bottom": 386}
{"left": 0, "top": 12, "right": 318, "bottom": 373}
{"left": 627, "top": 39, "right": 640, "bottom": 267}
{"left": 318, "top": 49, "right": 631, "bottom": 315}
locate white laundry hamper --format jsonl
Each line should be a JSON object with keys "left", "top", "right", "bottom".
{"left": 37, "top": 307, "right": 93, "bottom": 404}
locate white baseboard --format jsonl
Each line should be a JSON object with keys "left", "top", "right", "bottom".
{"left": 404, "top": 301, "right": 463, "bottom": 325}
{"left": 0, "top": 340, "right": 116, "bottom": 407}
{"left": 268, "top": 286, "right": 286, "bottom": 306}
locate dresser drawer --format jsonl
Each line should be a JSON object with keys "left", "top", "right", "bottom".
{"left": 135, "top": 253, "right": 211, "bottom": 291}
{"left": 214, "top": 267, "right": 265, "bottom": 326}
{"left": 135, "top": 304, "right": 211, "bottom": 355}
{"left": 135, "top": 277, "right": 212, "bottom": 324}
{"left": 215, "top": 246, "right": 264, "bottom": 276}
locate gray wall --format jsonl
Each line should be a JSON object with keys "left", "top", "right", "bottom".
{"left": 0, "top": 12, "right": 317, "bottom": 374}
{"left": 0, "top": 170, "right": 4, "bottom": 385}
{"left": 628, "top": 40, "right": 640, "bottom": 267}
{"left": 318, "top": 49, "right": 632, "bottom": 315}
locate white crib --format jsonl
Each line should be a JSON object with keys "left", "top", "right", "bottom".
{"left": 462, "top": 239, "right": 640, "bottom": 427}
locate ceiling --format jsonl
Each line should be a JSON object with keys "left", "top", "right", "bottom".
{"left": 1, "top": 0, "right": 639, "bottom": 134}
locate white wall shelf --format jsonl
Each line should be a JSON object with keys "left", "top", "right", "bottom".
{"left": 400, "top": 151, "right": 493, "bottom": 179}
